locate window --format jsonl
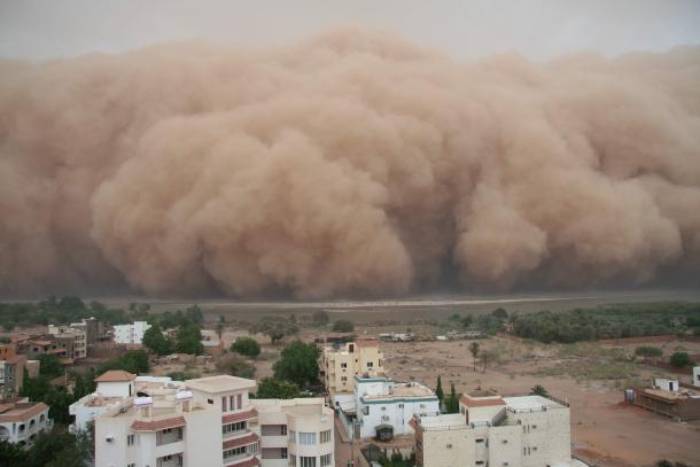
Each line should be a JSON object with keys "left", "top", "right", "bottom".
{"left": 341, "top": 376, "right": 348, "bottom": 382}
{"left": 298, "top": 432, "right": 316, "bottom": 445}
{"left": 419, "top": 404, "right": 425, "bottom": 409}
{"left": 321, "top": 453, "right": 332, "bottom": 467}
{"left": 223, "top": 447, "right": 247, "bottom": 459}
{"left": 320, "top": 430, "right": 331, "bottom": 443}
{"left": 531, "top": 424, "right": 537, "bottom": 429}
{"left": 362, "top": 406, "right": 369, "bottom": 415}
{"left": 340, "top": 363, "right": 348, "bottom": 369}
{"left": 281, "top": 448, "right": 288, "bottom": 459}
{"left": 398, "top": 404, "right": 404, "bottom": 408}
{"left": 476, "top": 462, "right": 484, "bottom": 466}
{"left": 128, "top": 464, "right": 136, "bottom": 467}
{"left": 446, "top": 444, "right": 453, "bottom": 449}
{"left": 378, "top": 359, "right": 382, "bottom": 367}
{"left": 381, "top": 415, "right": 390, "bottom": 422}
{"left": 223, "top": 421, "right": 247, "bottom": 435}
{"left": 502, "top": 439, "right": 508, "bottom": 444}
{"left": 300, "top": 456, "right": 317, "bottom": 467}
{"left": 230, "top": 395, "right": 235, "bottom": 411}
{"left": 367, "top": 361, "right": 374, "bottom": 368}
{"left": 39, "top": 415, "right": 45, "bottom": 422}
{"left": 127, "top": 434, "right": 135, "bottom": 446}
{"left": 476, "top": 438, "right": 484, "bottom": 443}
{"left": 237, "top": 394, "right": 242, "bottom": 409}
{"left": 290, "top": 454, "right": 296, "bottom": 466}
{"left": 207, "top": 398, "right": 214, "bottom": 405}
{"left": 381, "top": 406, "right": 386, "bottom": 411}
{"left": 289, "top": 430, "right": 296, "bottom": 443}
{"left": 222, "top": 397, "right": 227, "bottom": 412}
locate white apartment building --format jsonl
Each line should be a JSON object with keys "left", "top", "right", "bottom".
{"left": 48, "top": 324, "right": 88, "bottom": 359}
{"left": 321, "top": 340, "right": 384, "bottom": 395}
{"left": 70, "top": 370, "right": 138, "bottom": 432}
{"left": 336, "top": 375, "right": 440, "bottom": 440}
{"left": 414, "top": 390, "right": 578, "bottom": 467}
{"left": 0, "top": 400, "right": 53, "bottom": 447}
{"left": 254, "top": 398, "right": 334, "bottom": 467}
{"left": 91, "top": 373, "right": 335, "bottom": 467}
{"left": 113, "top": 321, "right": 151, "bottom": 345}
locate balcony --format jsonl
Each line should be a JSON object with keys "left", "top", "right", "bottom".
{"left": 157, "top": 453, "right": 183, "bottom": 467}
{"left": 157, "top": 427, "right": 183, "bottom": 446}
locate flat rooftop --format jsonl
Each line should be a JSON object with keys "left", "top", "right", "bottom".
{"left": 418, "top": 413, "right": 466, "bottom": 430}
{"left": 362, "top": 382, "right": 436, "bottom": 401}
{"left": 186, "top": 375, "right": 256, "bottom": 394}
{"left": 504, "top": 395, "right": 566, "bottom": 411}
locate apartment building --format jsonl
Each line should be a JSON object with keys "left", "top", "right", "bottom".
{"left": 91, "top": 373, "right": 335, "bottom": 467}
{"left": 0, "top": 355, "right": 27, "bottom": 399}
{"left": 113, "top": 321, "right": 151, "bottom": 345}
{"left": 321, "top": 339, "right": 383, "bottom": 395}
{"left": 413, "top": 390, "right": 575, "bottom": 467}
{"left": 336, "top": 375, "right": 440, "bottom": 440}
{"left": 0, "top": 399, "right": 53, "bottom": 447}
{"left": 49, "top": 324, "right": 87, "bottom": 360}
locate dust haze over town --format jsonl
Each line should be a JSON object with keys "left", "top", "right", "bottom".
{"left": 1, "top": 1, "right": 700, "bottom": 302}
{"left": 3, "top": 3, "right": 700, "bottom": 467}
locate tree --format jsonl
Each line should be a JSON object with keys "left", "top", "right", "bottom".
{"left": 435, "top": 376, "right": 444, "bottom": 402}
{"left": 312, "top": 310, "right": 330, "bottom": 327}
{"left": 461, "top": 315, "right": 473, "bottom": 328}
{"left": 530, "top": 384, "right": 550, "bottom": 398}
{"left": 143, "top": 323, "right": 173, "bottom": 356}
{"left": 98, "top": 350, "right": 150, "bottom": 374}
{"left": 216, "top": 315, "right": 226, "bottom": 340}
{"left": 0, "top": 440, "right": 26, "bottom": 465}
{"left": 175, "top": 324, "right": 204, "bottom": 355}
{"left": 273, "top": 341, "right": 320, "bottom": 388}
{"left": 491, "top": 308, "right": 508, "bottom": 320}
{"left": 255, "top": 378, "right": 301, "bottom": 399}
{"left": 217, "top": 354, "right": 255, "bottom": 379}
{"left": 332, "top": 320, "right": 354, "bottom": 333}
{"left": 39, "top": 354, "right": 64, "bottom": 378}
{"left": 444, "top": 383, "right": 459, "bottom": 414}
{"left": 251, "top": 317, "right": 299, "bottom": 344}
{"left": 468, "top": 342, "right": 480, "bottom": 372}
{"left": 670, "top": 352, "right": 692, "bottom": 368}
{"left": 231, "top": 337, "right": 261, "bottom": 358}
{"left": 185, "top": 305, "right": 204, "bottom": 325}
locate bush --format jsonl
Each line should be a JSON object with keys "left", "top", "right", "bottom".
{"left": 231, "top": 337, "right": 261, "bottom": 358}
{"left": 332, "top": 320, "right": 354, "bottom": 333}
{"left": 635, "top": 346, "right": 663, "bottom": 358}
{"left": 217, "top": 354, "right": 255, "bottom": 379}
{"left": 669, "top": 352, "right": 692, "bottom": 368}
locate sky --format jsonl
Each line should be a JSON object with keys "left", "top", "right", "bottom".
{"left": 1, "top": 0, "right": 699, "bottom": 61}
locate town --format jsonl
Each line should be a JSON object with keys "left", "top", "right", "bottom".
{"left": 1, "top": 296, "right": 699, "bottom": 466}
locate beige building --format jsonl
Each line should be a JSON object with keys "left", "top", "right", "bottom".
{"left": 321, "top": 339, "right": 383, "bottom": 395}
{"left": 48, "top": 324, "right": 87, "bottom": 360}
{"left": 414, "top": 391, "right": 578, "bottom": 467}
{"left": 91, "top": 373, "right": 334, "bottom": 467}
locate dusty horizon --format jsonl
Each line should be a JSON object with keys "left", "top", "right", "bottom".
{"left": 1, "top": 29, "right": 699, "bottom": 299}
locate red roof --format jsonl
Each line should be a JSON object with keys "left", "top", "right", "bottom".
{"left": 131, "top": 416, "right": 186, "bottom": 432}
{"left": 0, "top": 402, "right": 49, "bottom": 423}
{"left": 223, "top": 433, "right": 259, "bottom": 449}
{"left": 222, "top": 408, "right": 257, "bottom": 424}
{"left": 225, "top": 457, "right": 260, "bottom": 467}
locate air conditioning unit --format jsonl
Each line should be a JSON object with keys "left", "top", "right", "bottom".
{"left": 105, "top": 436, "right": 114, "bottom": 443}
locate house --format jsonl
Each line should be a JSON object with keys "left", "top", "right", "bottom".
{"left": 321, "top": 339, "right": 383, "bottom": 395}
{"left": 336, "top": 375, "right": 439, "bottom": 440}
{"left": 0, "top": 355, "right": 27, "bottom": 399}
{"left": 413, "top": 390, "right": 577, "bottom": 467}
{"left": 113, "top": 321, "right": 152, "bottom": 345}
{"left": 0, "top": 400, "right": 52, "bottom": 448}
{"left": 48, "top": 324, "right": 87, "bottom": 360}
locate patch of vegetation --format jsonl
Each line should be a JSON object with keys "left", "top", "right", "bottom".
{"left": 254, "top": 378, "right": 301, "bottom": 399}
{"left": 669, "top": 351, "right": 693, "bottom": 368}
{"left": 251, "top": 316, "right": 299, "bottom": 344}
{"left": 217, "top": 354, "right": 255, "bottom": 378}
{"left": 231, "top": 336, "right": 261, "bottom": 357}
{"left": 332, "top": 319, "right": 354, "bottom": 333}
{"left": 512, "top": 302, "right": 700, "bottom": 343}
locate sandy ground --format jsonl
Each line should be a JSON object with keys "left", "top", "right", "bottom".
{"left": 377, "top": 336, "right": 700, "bottom": 467}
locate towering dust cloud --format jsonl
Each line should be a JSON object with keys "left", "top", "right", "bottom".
{"left": 1, "top": 29, "right": 699, "bottom": 298}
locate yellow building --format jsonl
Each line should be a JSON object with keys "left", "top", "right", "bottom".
{"left": 321, "top": 340, "right": 383, "bottom": 395}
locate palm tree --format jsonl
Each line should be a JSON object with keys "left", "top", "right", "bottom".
{"left": 468, "top": 342, "right": 480, "bottom": 372}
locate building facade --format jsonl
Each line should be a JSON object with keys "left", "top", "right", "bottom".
{"left": 413, "top": 391, "right": 574, "bottom": 467}
{"left": 113, "top": 321, "right": 152, "bottom": 345}
{"left": 0, "top": 355, "right": 26, "bottom": 399}
{"left": 0, "top": 400, "right": 52, "bottom": 448}
{"left": 49, "top": 324, "right": 87, "bottom": 360}
{"left": 91, "top": 373, "right": 335, "bottom": 467}
{"left": 321, "top": 340, "right": 383, "bottom": 395}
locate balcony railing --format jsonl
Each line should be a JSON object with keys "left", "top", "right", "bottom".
{"left": 157, "top": 453, "right": 184, "bottom": 467}
{"left": 157, "top": 427, "right": 183, "bottom": 446}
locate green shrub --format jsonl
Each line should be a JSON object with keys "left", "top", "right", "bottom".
{"left": 231, "top": 336, "right": 261, "bottom": 358}
{"left": 669, "top": 352, "right": 692, "bottom": 368}
{"left": 332, "top": 320, "right": 354, "bottom": 333}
